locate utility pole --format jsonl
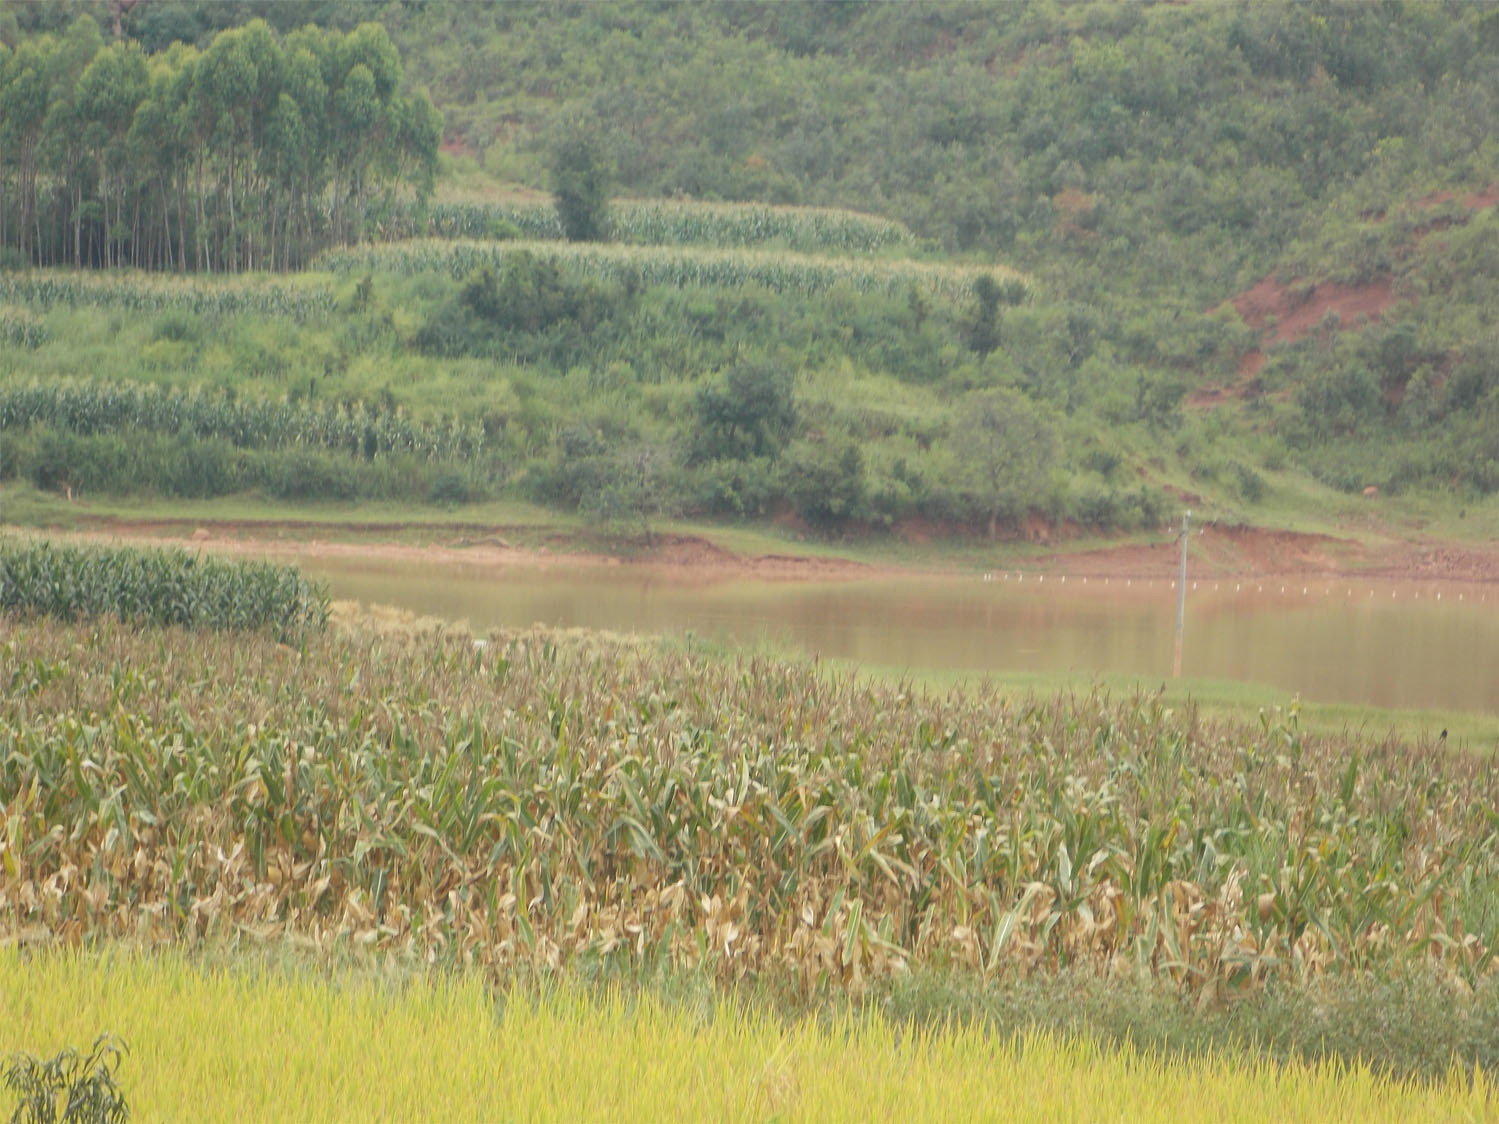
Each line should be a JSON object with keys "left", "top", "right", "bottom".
{"left": 1173, "top": 509, "right": 1190, "bottom": 678}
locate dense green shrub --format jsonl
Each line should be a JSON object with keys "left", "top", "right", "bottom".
{"left": 780, "top": 438, "right": 867, "bottom": 528}
{"left": 691, "top": 361, "right": 798, "bottom": 463}
{"left": 680, "top": 456, "right": 779, "bottom": 517}
{"left": 549, "top": 125, "right": 615, "bottom": 243}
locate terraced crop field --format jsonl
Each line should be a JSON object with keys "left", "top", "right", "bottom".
{"left": 419, "top": 196, "right": 921, "bottom": 254}
{"left": 0, "top": 273, "right": 336, "bottom": 322}
{"left": 316, "top": 238, "right": 1025, "bottom": 300}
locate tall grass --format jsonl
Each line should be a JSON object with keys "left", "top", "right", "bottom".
{"left": 316, "top": 238, "right": 1024, "bottom": 300}
{"left": 0, "top": 539, "right": 328, "bottom": 638}
{"left": 2, "top": 619, "right": 1494, "bottom": 998}
{"left": 3, "top": 950, "right": 1489, "bottom": 1124}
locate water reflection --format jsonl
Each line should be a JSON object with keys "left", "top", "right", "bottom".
{"left": 303, "top": 559, "right": 1499, "bottom": 714}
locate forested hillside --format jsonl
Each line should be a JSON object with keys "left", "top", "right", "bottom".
{"left": 4, "top": 0, "right": 1499, "bottom": 533}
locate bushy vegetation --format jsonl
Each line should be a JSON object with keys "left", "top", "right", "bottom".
{"left": 376, "top": 0, "right": 1499, "bottom": 503}
{"left": 0, "top": 256, "right": 1174, "bottom": 532}
{"left": 0, "top": 538, "right": 328, "bottom": 637}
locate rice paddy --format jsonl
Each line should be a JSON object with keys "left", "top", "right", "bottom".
{"left": 3, "top": 950, "right": 1490, "bottom": 1124}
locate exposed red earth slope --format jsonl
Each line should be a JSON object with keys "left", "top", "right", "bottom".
{"left": 1191, "top": 185, "right": 1498, "bottom": 407}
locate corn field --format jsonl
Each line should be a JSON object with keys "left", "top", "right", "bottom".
{"left": 403, "top": 199, "right": 918, "bottom": 255}
{"left": 316, "top": 239, "right": 1024, "bottom": 302}
{"left": 0, "top": 273, "right": 335, "bottom": 323}
{"left": 0, "top": 306, "right": 48, "bottom": 350}
{"left": 0, "top": 540, "right": 327, "bottom": 638}
{"left": 3, "top": 617, "right": 1494, "bottom": 999}
{"left": 0, "top": 381, "right": 488, "bottom": 463}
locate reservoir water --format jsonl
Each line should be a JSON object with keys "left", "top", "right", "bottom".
{"left": 302, "top": 557, "right": 1499, "bottom": 715}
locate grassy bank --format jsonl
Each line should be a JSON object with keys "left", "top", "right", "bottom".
{"left": 835, "top": 660, "right": 1490, "bottom": 749}
{"left": 5, "top": 950, "right": 1492, "bottom": 1124}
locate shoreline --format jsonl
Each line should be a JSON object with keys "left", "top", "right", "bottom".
{"left": 13, "top": 510, "right": 1499, "bottom": 586}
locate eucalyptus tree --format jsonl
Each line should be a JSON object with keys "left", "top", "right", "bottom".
{"left": 76, "top": 39, "right": 147, "bottom": 266}
{"left": 41, "top": 16, "right": 104, "bottom": 267}
{"left": 0, "top": 15, "right": 438, "bottom": 272}
{"left": 0, "top": 41, "right": 10, "bottom": 255}
{"left": 3, "top": 41, "right": 51, "bottom": 261}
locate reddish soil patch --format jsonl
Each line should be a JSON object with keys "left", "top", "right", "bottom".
{"left": 1190, "top": 276, "right": 1397, "bottom": 406}
{"left": 1366, "top": 542, "right": 1499, "bottom": 583}
{"left": 1415, "top": 185, "right": 1499, "bottom": 210}
{"left": 894, "top": 515, "right": 945, "bottom": 545}
{"left": 1191, "top": 186, "right": 1499, "bottom": 409}
{"left": 1233, "top": 276, "right": 1395, "bottom": 345}
{"left": 1053, "top": 187, "right": 1098, "bottom": 241}
{"left": 440, "top": 136, "right": 477, "bottom": 159}
{"left": 1033, "top": 523, "right": 1499, "bottom": 584}
{"left": 1031, "top": 523, "right": 1367, "bottom": 581}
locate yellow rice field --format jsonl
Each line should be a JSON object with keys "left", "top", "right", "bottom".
{"left": 3, "top": 950, "right": 1490, "bottom": 1123}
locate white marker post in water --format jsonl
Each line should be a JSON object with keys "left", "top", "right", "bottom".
{"left": 1173, "top": 510, "right": 1190, "bottom": 678}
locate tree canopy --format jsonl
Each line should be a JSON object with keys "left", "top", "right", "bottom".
{"left": 0, "top": 15, "right": 439, "bottom": 271}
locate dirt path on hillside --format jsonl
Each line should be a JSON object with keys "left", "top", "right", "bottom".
{"left": 30, "top": 514, "right": 1499, "bottom": 586}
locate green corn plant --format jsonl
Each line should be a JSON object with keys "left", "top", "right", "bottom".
{"left": 0, "top": 273, "right": 334, "bottom": 323}
{"left": 0, "top": 381, "right": 486, "bottom": 464}
{"left": 3, "top": 1035, "right": 129, "bottom": 1124}
{"left": 0, "top": 539, "right": 328, "bottom": 639}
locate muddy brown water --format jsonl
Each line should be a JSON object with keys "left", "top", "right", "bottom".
{"left": 305, "top": 559, "right": 1499, "bottom": 715}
